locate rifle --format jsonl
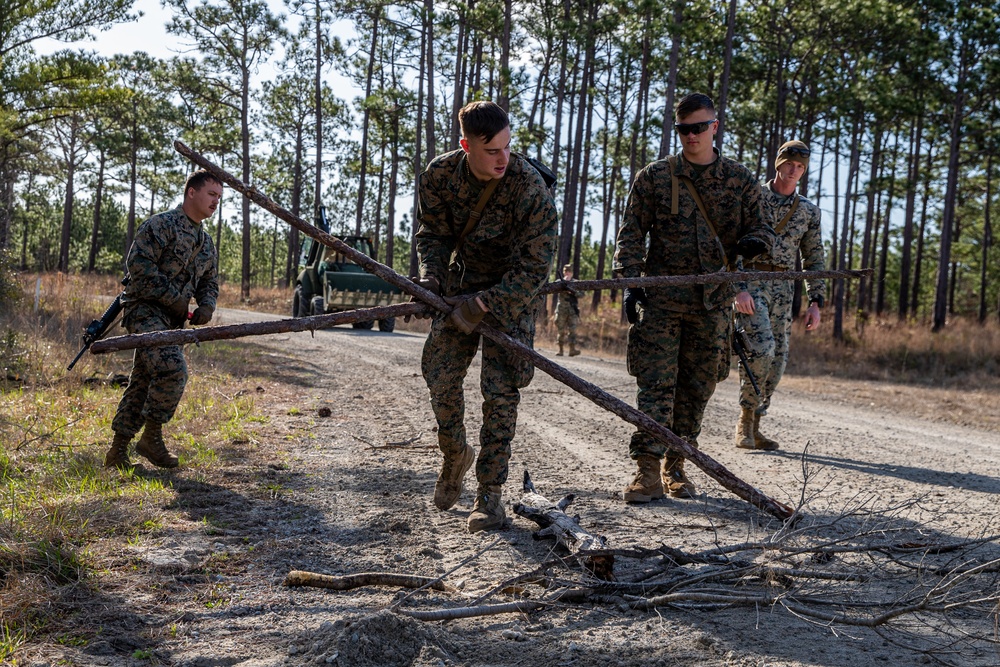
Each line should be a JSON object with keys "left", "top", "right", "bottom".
{"left": 732, "top": 314, "right": 761, "bottom": 397}
{"left": 68, "top": 277, "right": 129, "bottom": 371}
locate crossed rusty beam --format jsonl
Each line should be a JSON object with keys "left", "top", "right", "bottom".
{"left": 92, "top": 139, "right": 869, "bottom": 521}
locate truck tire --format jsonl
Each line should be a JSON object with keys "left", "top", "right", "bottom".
{"left": 377, "top": 317, "right": 396, "bottom": 333}
{"left": 292, "top": 286, "right": 304, "bottom": 317}
{"left": 352, "top": 320, "right": 375, "bottom": 330}
{"left": 310, "top": 296, "right": 325, "bottom": 316}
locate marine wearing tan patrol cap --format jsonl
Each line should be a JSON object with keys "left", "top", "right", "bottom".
{"left": 774, "top": 140, "right": 810, "bottom": 171}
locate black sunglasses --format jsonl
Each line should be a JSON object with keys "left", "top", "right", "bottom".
{"left": 674, "top": 120, "right": 716, "bottom": 136}
{"left": 779, "top": 145, "right": 811, "bottom": 157}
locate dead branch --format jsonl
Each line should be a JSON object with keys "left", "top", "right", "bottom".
{"left": 512, "top": 471, "right": 614, "bottom": 580}
{"left": 283, "top": 570, "right": 458, "bottom": 593}
{"left": 172, "top": 140, "right": 795, "bottom": 522}
{"left": 389, "top": 537, "right": 504, "bottom": 610}
{"left": 396, "top": 600, "right": 546, "bottom": 621}
{"left": 537, "top": 268, "right": 872, "bottom": 295}
{"left": 90, "top": 302, "right": 428, "bottom": 354}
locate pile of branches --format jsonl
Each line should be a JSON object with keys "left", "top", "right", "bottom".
{"left": 287, "top": 475, "right": 1000, "bottom": 667}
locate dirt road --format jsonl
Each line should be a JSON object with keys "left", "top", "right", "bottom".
{"left": 38, "top": 309, "right": 1000, "bottom": 667}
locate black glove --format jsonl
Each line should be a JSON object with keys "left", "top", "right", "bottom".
{"left": 405, "top": 276, "right": 440, "bottom": 322}
{"left": 623, "top": 287, "right": 647, "bottom": 324}
{"left": 164, "top": 296, "right": 189, "bottom": 323}
{"left": 736, "top": 236, "right": 767, "bottom": 261}
{"left": 189, "top": 305, "right": 214, "bottom": 326}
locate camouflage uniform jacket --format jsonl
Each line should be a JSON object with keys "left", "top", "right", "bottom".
{"left": 758, "top": 180, "right": 826, "bottom": 304}
{"left": 553, "top": 277, "right": 580, "bottom": 317}
{"left": 122, "top": 205, "right": 219, "bottom": 320}
{"left": 613, "top": 151, "right": 775, "bottom": 312}
{"left": 416, "top": 149, "right": 558, "bottom": 327}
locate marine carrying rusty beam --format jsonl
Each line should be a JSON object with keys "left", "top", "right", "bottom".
{"left": 161, "top": 140, "right": 797, "bottom": 520}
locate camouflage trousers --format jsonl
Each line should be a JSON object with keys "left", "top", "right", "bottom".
{"left": 626, "top": 305, "right": 730, "bottom": 459}
{"left": 738, "top": 279, "right": 793, "bottom": 414}
{"left": 111, "top": 304, "right": 188, "bottom": 436}
{"left": 554, "top": 308, "right": 579, "bottom": 348}
{"left": 421, "top": 309, "right": 535, "bottom": 487}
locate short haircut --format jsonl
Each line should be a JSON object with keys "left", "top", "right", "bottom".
{"left": 185, "top": 170, "right": 222, "bottom": 196}
{"left": 459, "top": 101, "right": 510, "bottom": 145}
{"left": 675, "top": 93, "right": 715, "bottom": 120}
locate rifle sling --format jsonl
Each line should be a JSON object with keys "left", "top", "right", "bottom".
{"left": 772, "top": 195, "right": 799, "bottom": 235}
{"left": 455, "top": 172, "right": 502, "bottom": 254}
{"left": 669, "top": 156, "right": 731, "bottom": 271}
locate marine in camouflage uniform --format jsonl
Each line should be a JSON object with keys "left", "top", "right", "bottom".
{"left": 104, "top": 170, "right": 220, "bottom": 470}
{"left": 733, "top": 140, "right": 825, "bottom": 451}
{"left": 416, "top": 101, "right": 558, "bottom": 533}
{"left": 553, "top": 264, "right": 581, "bottom": 356}
{"left": 613, "top": 93, "right": 775, "bottom": 503}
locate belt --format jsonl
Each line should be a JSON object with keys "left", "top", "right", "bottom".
{"left": 747, "top": 262, "right": 788, "bottom": 272}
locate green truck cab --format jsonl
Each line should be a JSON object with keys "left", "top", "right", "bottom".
{"left": 292, "top": 209, "right": 405, "bottom": 331}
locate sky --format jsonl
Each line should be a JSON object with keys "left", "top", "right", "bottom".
{"left": 32, "top": 0, "right": 859, "bottom": 243}
{"left": 34, "top": 0, "right": 360, "bottom": 102}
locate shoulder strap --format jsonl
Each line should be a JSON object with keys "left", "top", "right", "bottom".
{"left": 772, "top": 196, "right": 799, "bottom": 235}
{"left": 669, "top": 156, "right": 731, "bottom": 271}
{"left": 459, "top": 176, "right": 501, "bottom": 242}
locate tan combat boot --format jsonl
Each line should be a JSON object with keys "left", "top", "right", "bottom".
{"left": 753, "top": 413, "right": 780, "bottom": 451}
{"left": 104, "top": 432, "right": 134, "bottom": 470}
{"left": 433, "top": 444, "right": 475, "bottom": 510}
{"left": 468, "top": 485, "right": 505, "bottom": 533}
{"left": 735, "top": 408, "right": 757, "bottom": 449}
{"left": 623, "top": 455, "right": 664, "bottom": 503}
{"left": 662, "top": 457, "right": 696, "bottom": 498}
{"left": 568, "top": 344, "right": 581, "bottom": 357}
{"left": 557, "top": 343, "right": 564, "bottom": 356}
{"left": 135, "top": 421, "right": 179, "bottom": 468}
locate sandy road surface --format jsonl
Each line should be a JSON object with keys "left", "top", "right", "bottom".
{"left": 37, "top": 308, "right": 1000, "bottom": 667}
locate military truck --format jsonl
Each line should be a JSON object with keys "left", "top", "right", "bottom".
{"left": 292, "top": 208, "right": 405, "bottom": 332}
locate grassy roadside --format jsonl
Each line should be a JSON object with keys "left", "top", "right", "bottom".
{"left": 1, "top": 273, "right": 277, "bottom": 663}
{"left": 2, "top": 272, "right": 998, "bottom": 662}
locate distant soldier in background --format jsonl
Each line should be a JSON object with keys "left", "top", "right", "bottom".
{"left": 104, "top": 170, "right": 220, "bottom": 470}
{"left": 733, "top": 140, "right": 825, "bottom": 450}
{"left": 553, "top": 263, "right": 581, "bottom": 357}
{"left": 613, "top": 92, "right": 775, "bottom": 503}
{"left": 415, "top": 101, "right": 558, "bottom": 533}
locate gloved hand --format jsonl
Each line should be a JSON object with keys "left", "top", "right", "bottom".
{"left": 447, "top": 294, "right": 488, "bottom": 334}
{"left": 405, "top": 276, "right": 440, "bottom": 322}
{"left": 164, "top": 296, "right": 189, "bottom": 323}
{"left": 623, "top": 287, "right": 647, "bottom": 324}
{"left": 736, "top": 236, "right": 768, "bottom": 260}
{"left": 189, "top": 305, "right": 214, "bottom": 326}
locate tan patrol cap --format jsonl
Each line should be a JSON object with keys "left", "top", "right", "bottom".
{"left": 775, "top": 140, "right": 810, "bottom": 171}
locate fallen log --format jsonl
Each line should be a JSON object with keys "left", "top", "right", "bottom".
{"left": 283, "top": 570, "right": 458, "bottom": 593}
{"left": 512, "top": 471, "right": 614, "bottom": 581}
{"left": 170, "top": 140, "right": 795, "bottom": 521}
{"left": 90, "top": 302, "right": 428, "bottom": 354}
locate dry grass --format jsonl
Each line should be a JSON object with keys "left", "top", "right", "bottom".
{"left": 1, "top": 272, "right": 278, "bottom": 661}
{"left": 786, "top": 314, "right": 1000, "bottom": 390}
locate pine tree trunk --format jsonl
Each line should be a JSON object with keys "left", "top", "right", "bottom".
{"left": 898, "top": 113, "right": 923, "bottom": 320}
{"left": 933, "top": 38, "right": 968, "bottom": 332}
{"left": 834, "top": 113, "right": 861, "bottom": 341}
